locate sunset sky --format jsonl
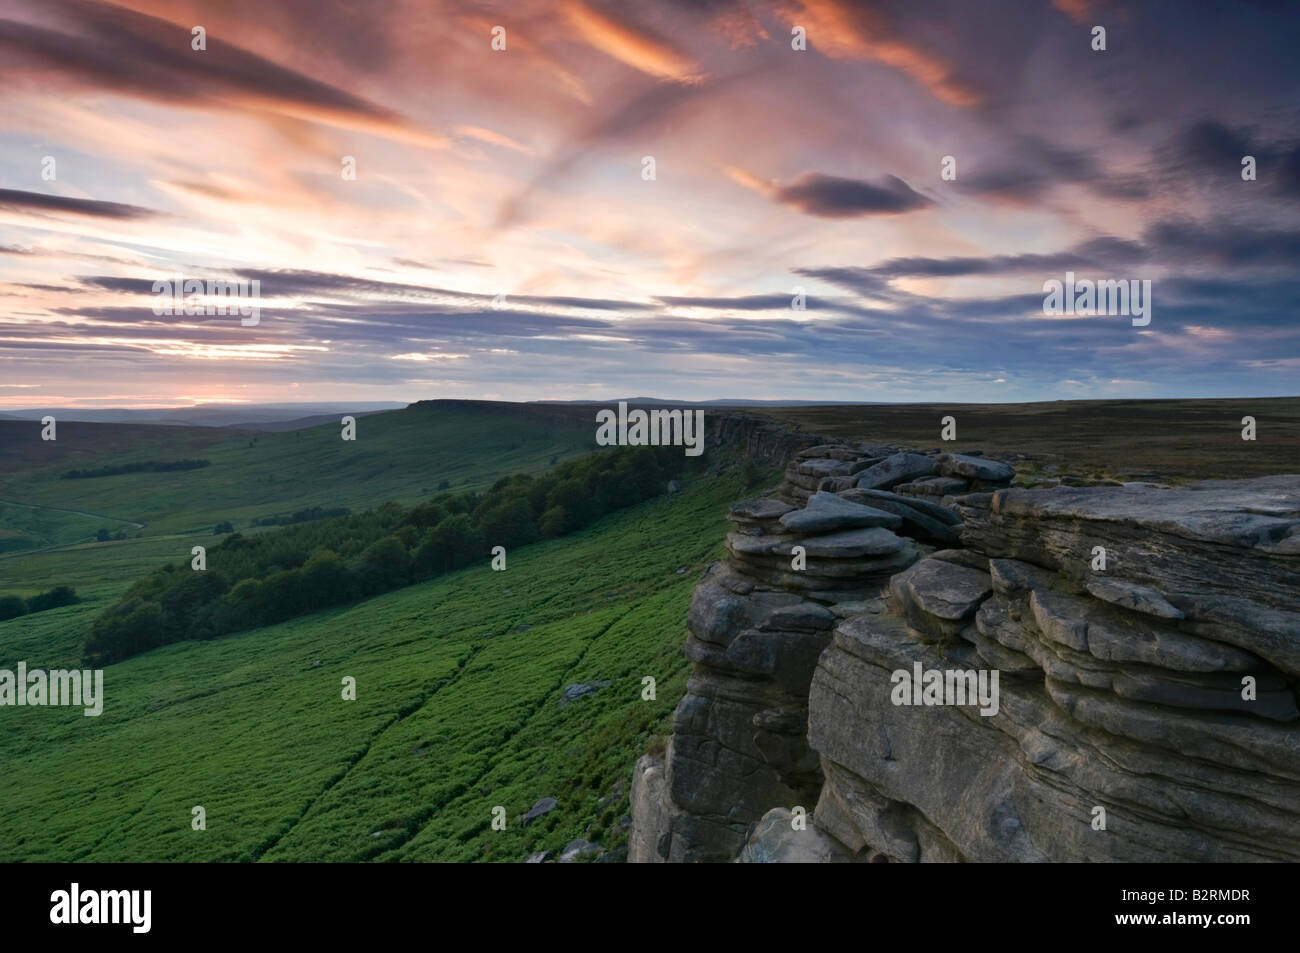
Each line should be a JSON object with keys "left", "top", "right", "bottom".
{"left": 1, "top": 0, "right": 1297, "bottom": 408}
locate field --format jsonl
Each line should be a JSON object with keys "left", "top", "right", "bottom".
{"left": 0, "top": 464, "right": 765, "bottom": 861}
{"left": 751, "top": 396, "right": 1300, "bottom": 483}
{"left": 2, "top": 399, "right": 739, "bottom": 861}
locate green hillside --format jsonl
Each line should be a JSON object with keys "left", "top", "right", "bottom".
{"left": 0, "top": 400, "right": 599, "bottom": 552}
{"left": 0, "top": 467, "right": 770, "bottom": 862}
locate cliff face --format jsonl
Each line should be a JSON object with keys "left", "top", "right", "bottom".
{"left": 703, "top": 412, "right": 835, "bottom": 463}
{"left": 629, "top": 486, "right": 919, "bottom": 862}
{"left": 628, "top": 440, "right": 1011, "bottom": 861}
{"left": 631, "top": 439, "right": 1300, "bottom": 863}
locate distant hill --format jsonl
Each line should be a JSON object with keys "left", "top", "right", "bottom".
{"left": 0, "top": 400, "right": 603, "bottom": 550}
{"left": 0, "top": 403, "right": 405, "bottom": 428}
{"left": 534, "top": 397, "right": 891, "bottom": 406}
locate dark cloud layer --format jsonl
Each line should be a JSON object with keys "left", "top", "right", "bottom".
{"left": 773, "top": 173, "right": 932, "bottom": 218}
{"left": 0, "top": 188, "right": 159, "bottom": 220}
{"left": 0, "top": 0, "right": 430, "bottom": 140}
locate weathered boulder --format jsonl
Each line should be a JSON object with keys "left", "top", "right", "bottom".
{"left": 560, "top": 681, "right": 610, "bottom": 704}
{"left": 738, "top": 808, "right": 859, "bottom": 863}
{"left": 521, "top": 797, "right": 557, "bottom": 827}
{"left": 778, "top": 491, "right": 902, "bottom": 533}
{"left": 855, "top": 452, "right": 937, "bottom": 491}
{"left": 937, "top": 452, "right": 1016, "bottom": 483}
{"left": 897, "top": 476, "right": 968, "bottom": 497}
{"left": 558, "top": 839, "right": 605, "bottom": 863}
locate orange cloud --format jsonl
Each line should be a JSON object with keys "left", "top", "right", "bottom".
{"left": 781, "top": 0, "right": 980, "bottom": 107}
{"left": 1051, "top": 0, "right": 1093, "bottom": 24}
{"left": 454, "top": 125, "right": 537, "bottom": 155}
{"left": 563, "top": 0, "right": 703, "bottom": 83}
{"left": 708, "top": 3, "right": 771, "bottom": 49}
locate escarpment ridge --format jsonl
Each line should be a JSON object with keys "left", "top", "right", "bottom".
{"left": 630, "top": 437, "right": 1300, "bottom": 863}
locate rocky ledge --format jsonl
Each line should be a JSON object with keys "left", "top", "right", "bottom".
{"left": 629, "top": 441, "right": 1011, "bottom": 862}
{"left": 632, "top": 448, "right": 1300, "bottom": 863}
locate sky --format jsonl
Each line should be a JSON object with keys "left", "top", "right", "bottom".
{"left": 0, "top": 0, "right": 1298, "bottom": 408}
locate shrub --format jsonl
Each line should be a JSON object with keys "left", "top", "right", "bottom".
{"left": 25, "top": 585, "right": 79, "bottom": 613}
{"left": 159, "top": 573, "right": 228, "bottom": 641}
{"left": 414, "top": 515, "right": 483, "bottom": 577}
{"left": 546, "top": 478, "right": 592, "bottom": 528}
{"left": 355, "top": 536, "right": 412, "bottom": 594}
{"left": 85, "top": 598, "right": 164, "bottom": 666}
{"left": 404, "top": 501, "right": 448, "bottom": 530}
{"left": 0, "top": 596, "right": 27, "bottom": 621}
{"left": 475, "top": 496, "right": 539, "bottom": 549}
{"left": 538, "top": 505, "right": 567, "bottom": 539}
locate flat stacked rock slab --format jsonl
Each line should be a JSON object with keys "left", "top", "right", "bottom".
{"left": 726, "top": 490, "right": 918, "bottom": 594}
{"left": 855, "top": 452, "right": 937, "bottom": 491}
{"left": 630, "top": 485, "right": 920, "bottom": 863}
{"left": 778, "top": 491, "right": 901, "bottom": 533}
{"left": 807, "top": 474, "right": 1300, "bottom": 862}
{"left": 955, "top": 475, "right": 1300, "bottom": 670}
{"left": 840, "top": 487, "right": 964, "bottom": 546}
{"left": 776, "top": 442, "right": 1017, "bottom": 507}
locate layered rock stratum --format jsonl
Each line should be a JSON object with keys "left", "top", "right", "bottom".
{"left": 630, "top": 441, "right": 1300, "bottom": 863}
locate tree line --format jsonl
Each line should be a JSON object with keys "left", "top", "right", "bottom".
{"left": 0, "top": 585, "right": 80, "bottom": 622}
{"left": 62, "top": 459, "right": 211, "bottom": 479}
{"left": 251, "top": 506, "right": 352, "bottom": 527}
{"left": 83, "top": 445, "right": 698, "bottom": 666}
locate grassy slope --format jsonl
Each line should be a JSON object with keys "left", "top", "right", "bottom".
{"left": 0, "top": 533, "right": 229, "bottom": 604}
{"left": 0, "top": 468, "right": 765, "bottom": 862}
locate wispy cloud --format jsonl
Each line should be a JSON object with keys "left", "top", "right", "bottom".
{"left": 564, "top": 0, "right": 704, "bottom": 82}
{"left": 1, "top": 0, "right": 1297, "bottom": 404}
{"left": 0, "top": 188, "right": 160, "bottom": 221}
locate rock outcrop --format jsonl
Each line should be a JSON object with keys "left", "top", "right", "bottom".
{"left": 811, "top": 475, "right": 1300, "bottom": 862}
{"left": 630, "top": 442, "right": 1012, "bottom": 862}
{"left": 632, "top": 437, "right": 1300, "bottom": 863}
{"left": 704, "top": 414, "right": 837, "bottom": 464}
{"left": 628, "top": 479, "right": 920, "bottom": 861}
{"left": 777, "top": 445, "right": 1015, "bottom": 506}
